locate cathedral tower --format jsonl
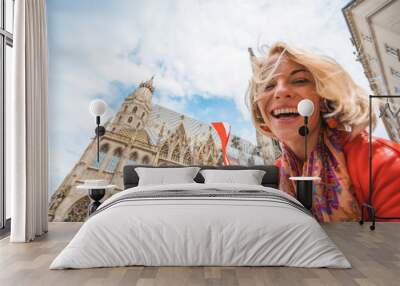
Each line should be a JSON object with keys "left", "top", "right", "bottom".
{"left": 49, "top": 77, "right": 158, "bottom": 222}
{"left": 110, "top": 77, "right": 154, "bottom": 132}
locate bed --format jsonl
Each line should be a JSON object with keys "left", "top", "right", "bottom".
{"left": 50, "top": 165, "right": 350, "bottom": 269}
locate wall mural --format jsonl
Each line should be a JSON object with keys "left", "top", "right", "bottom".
{"left": 48, "top": 79, "right": 277, "bottom": 221}
{"left": 46, "top": 0, "right": 395, "bottom": 222}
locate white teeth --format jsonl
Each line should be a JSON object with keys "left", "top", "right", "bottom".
{"left": 273, "top": 108, "right": 298, "bottom": 116}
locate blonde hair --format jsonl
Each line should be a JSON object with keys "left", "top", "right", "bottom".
{"left": 246, "top": 42, "right": 376, "bottom": 139}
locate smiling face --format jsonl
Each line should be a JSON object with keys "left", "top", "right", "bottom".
{"left": 255, "top": 53, "right": 321, "bottom": 145}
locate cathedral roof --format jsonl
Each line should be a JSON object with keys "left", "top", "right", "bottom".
{"left": 144, "top": 104, "right": 264, "bottom": 165}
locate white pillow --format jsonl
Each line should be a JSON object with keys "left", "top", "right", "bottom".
{"left": 135, "top": 167, "right": 201, "bottom": 186}
{"left": 200, "top": 169, "right": 266, "bottom": 185}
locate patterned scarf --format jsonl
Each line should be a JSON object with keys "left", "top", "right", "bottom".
{"left": 279, "top": 127, "right": 361, "bottom": 222}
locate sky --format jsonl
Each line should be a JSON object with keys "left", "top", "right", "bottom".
{"left": 46, "top": 0, "right": 389, "bottom": 196}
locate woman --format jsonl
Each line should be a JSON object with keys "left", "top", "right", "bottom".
{"left": 247, "top": 42, "right": 400, "bottom": 222}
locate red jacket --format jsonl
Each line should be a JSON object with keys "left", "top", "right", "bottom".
{"left": 276, "top": 132, "right": 400, "bottom": 220}
{"left": 344, "top": 132, "right": 400, "bottom": 219}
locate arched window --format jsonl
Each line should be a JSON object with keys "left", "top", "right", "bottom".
{"left": 128, "top": 116, "right": 133, "bottom": 123}
{"left": 136, "top": 122, "right": 141, "bottom": 129}
{"left": 133, "top": 106, "right": 137, "bottom": 113}
{"left": 91, "top": 143, "right": 109, "bottom": 168}
{"left": 105, "top": 148, "right": 122, "bottom": 172}
{"left": 123, "top": 105, "right": 128, "bottom": 112}
{"left": 172, "top": 147, "right": 180, "bottom": 162}
{"left": 142, "top": 155, "right": 150, "bottom": 165}
{"left": 183, "top": 151, "right": 192, "bottom": 165}
{"left": 160, "top": 144, "right": 168, "bottom": 159}
{"left": 127, "top": 152, "right": 138, "bottom": 165}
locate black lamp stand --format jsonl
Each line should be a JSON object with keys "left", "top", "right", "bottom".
{"left": 294, "top": 116, "right": 313, "bottom": 210}
{"left": 87, "top": 116, "right": 107, "bottom": 215}
{"left": 88, "top": 188, "right": 106, "bottom": 216}
{"left": 359, "top": 95, "right": 400, "bottom": 231}
{"left": 94, "top": 115, "right": 106, "bottom": 163}
{"left": 298, "top": 116, "right": 309, "bottom": 161}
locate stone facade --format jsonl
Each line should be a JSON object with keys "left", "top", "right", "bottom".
{"left": 48, "top": 78, "right": 279, "bottom": 221}
{"left": 343, "top": 0, "right": 400, "bottom": 142}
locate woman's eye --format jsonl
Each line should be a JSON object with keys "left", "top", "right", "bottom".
{"left": 264, "top": 83, "right": 275, "bottom": 91}
{"left": 293, "top": 79, "right": 309, "bottom": 84}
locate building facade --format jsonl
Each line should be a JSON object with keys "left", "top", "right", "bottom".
{"left": 343, "top": 0, "right": 400, "bottom": 142}
{"left": 49, "top": 78, "right": 279, "bottom": 221}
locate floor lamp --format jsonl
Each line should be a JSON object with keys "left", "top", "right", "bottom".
{"left": 359, "top": 95, "right": 400, "bottom": 231}
{"left": 86, "top": 99, "right": 108, "bottom": 215}
{"left": 289, "top": 99, "right": 320, "bottom": 210}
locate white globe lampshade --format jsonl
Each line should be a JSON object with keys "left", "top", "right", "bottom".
{"left": 297, "top": 99, "right": 314, "bottom": 117}
{"left": 89, "top": 99, "right": 107, "bottom": 117}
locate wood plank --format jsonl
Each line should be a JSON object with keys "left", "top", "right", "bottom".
{"left": 0, "top": 222, "right": 399, "bottom": 286}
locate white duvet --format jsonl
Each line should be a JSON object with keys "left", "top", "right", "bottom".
{"left": 50, "top": 183, "right": 351, "bottom": 269}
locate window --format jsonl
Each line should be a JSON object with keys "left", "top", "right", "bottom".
{"left": 90, "top": 144, "right": 109, "bottom": 168}
{"left": 133, "top": 106, "right": 137, "bottom": 113}
{"left": 105, "top": 148, "right": 122, "bottom": 172}
{"left": 160, "top": 144, "right": 168, "bottom": 159}
{"left": 183, "top": 151, "right": 192, "bottom": 165}
{"left": 1, "top": 0, "right": 14, "bottom": 231}
{"left": 384, "top": 43, "right": 399, "bottom": 59}
{"left": 142, "top": 155, "right": 150, "bottom": 165}
{"left": 127, "top": 152, "right": 138, "bottom": 165}
{"left": 390, "top": 67, "right": 400, "bottom": 80}
{"left": 361, "top": 33, "right": 372, "bottom": 43}
{"left": 172, "top": 147, "right": 180, "bottom": 162}
{"left": 127, "top": 116, "right": 132, "bottom": 123}
{"left": 394, "top": 86, "right": 400, "bottom": 96}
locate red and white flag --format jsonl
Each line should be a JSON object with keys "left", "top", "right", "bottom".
{"left": 211, "top": 122, "right": 231, "bottom": 166}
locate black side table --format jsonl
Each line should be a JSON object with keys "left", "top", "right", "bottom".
{"left": 77, "top": 184, "right": 116, "bottom": 215}
{"left": 289, "top": 176, "right": 320, "bottom": 210}
{"left": 88, "top": 188, "right": 106, "bottom": 215}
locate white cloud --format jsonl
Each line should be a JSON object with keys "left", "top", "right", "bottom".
{"left": 49, "top": 0, "right": 369, "bottom": 112}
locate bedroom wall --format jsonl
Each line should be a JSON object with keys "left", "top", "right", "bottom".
{"left": 46, "top": 0, "right": 388, "bottom": 222}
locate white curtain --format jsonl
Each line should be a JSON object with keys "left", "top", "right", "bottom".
{"left": 8, "top": 0, "right": 48, "bottom": 242}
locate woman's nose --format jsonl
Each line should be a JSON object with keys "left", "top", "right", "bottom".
{"left": 273, "top": 81, "right": 292, "bottom": 99}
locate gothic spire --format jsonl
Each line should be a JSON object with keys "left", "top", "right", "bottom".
{"left": 139, "top": 76, "right": 155, "bottom": 93}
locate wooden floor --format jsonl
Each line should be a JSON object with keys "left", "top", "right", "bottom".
{"left": 0, "top": 222, "right": 399, "bottom": 286}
